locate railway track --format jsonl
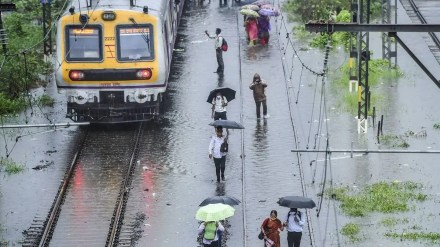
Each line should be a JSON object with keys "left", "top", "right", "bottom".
{"left": 400, "top": 0, "right": 440, "bottom": 63}
{"left": 22, "top": 124, "right": 144, "bottom": 246}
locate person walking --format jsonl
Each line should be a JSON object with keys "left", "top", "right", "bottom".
{"left": 261, "top": 210, "right": 284, "bottom": 247}
{"left": 212, "top": 92, "right": 228, "bottom": 120}
{"left": 198, "top": 221, "right": 225, "bottom": 247}
{"left": 208, "top": 126, "right": 227, "bottom": 182}
{"left": 249, "top": 73, "right": 268, "bottom": 119}
{"left": 283, "top": 208, "right": 304, "bottom": 247}
{"left": 205, "top": 28, "right": 224, "bottom": 74}
{"left": 258, "top": 16, "right": 271, "bottom": 45}
{"left": 244, "top": 16, "right": 258, "bottom": 46}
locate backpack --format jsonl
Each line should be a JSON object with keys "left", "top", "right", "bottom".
{"left": 204, "top": 222, "right": 217, "bottom": 240}
{"left": 287, "top": 211, "right": 301, "bottom": 224}
{"left": 221, "top": 37, "right": 228, "bottom": 51}
{"left": 220, "top": 138, "right": 228, "bottom": 153}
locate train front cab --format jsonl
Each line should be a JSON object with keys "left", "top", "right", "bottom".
{"left": 56, "top": 9, "right": 167, "bottom": 123}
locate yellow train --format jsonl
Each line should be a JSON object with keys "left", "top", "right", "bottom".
{"left": 55, "top": 0, "right": 184, "bottom": 123}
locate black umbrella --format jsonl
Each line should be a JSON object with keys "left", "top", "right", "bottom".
{"left": 209, "top": 120, "right": 245, "bottom": 129}
{"left": 277, "top": 196, "right": 316, "bottom": 209}
{"left": 207, "top": 87, "right": 236, "bottom": 103}
{"left": 199, "top": 195, "right": 241, "bottom": 207}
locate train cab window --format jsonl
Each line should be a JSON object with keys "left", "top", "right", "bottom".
{"left": 65, "top": 26, "right": 102, "bottom": 61}
{"left": 116, "top": 25, "right": 154, "bottom": 61}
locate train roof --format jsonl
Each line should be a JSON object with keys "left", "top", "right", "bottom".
{"left": 64, "top": 0, "right": 168, "bottom": 17}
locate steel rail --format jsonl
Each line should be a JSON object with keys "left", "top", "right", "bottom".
{"left": 406, "top": 0, "right": 440, "bottom": 53}
{"left": 38, "top": 128, "right": 89, "bottom": 247}
{"left": 0, "top": 122, "right": 90, "bottom": 128}
{"left": 291, "top": 149, "right": 440, "bottom": 154}
{"left": 106, "top": 123, "right": 143, "bottom": 247}
{"left": 236, "top": 12, "right": 248, "bottom": 247}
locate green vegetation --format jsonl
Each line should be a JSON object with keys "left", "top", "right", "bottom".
{"left": 434, "top": 123, "right": 440, "bottom": 129}
{"left": 331, "top": 59, "right": 403, "bottom": 114}
{"left": 0, "top": 157, "right": 25, "bottom": 174}
{"left": 0, "top": 0, "right": 65, "bottom": 115}
{"left": 283, "top": 0, "right": 383, "bottom": 23}
{"left": 36, "top": 94, "right": 55, "bottom": 107}
{"left": 385, "top": 232, "right": 440, "bottom": 243}
{"left": 380, "top": 134, "right": 409, "bottom": 148}
{"left": 341, "top": 223, "right": 361, "bottom": 242}
{"left": 329, "top": 181, "right": 426, "bottom": 217}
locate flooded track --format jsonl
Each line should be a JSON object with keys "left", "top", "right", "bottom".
{"left": 22, "top": 124, "right": 144, "bottom": 246}
{"left": 400, "top": 0, "right": 440, "bottom": 63}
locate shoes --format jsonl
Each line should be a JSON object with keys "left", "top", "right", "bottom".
{"left": 263, "top": 114, "right": 270, "bottom": 119}
{"left": 221, "top": 176, "right": 225, "bottom": 181}
{"left": 217, "top": 178, "right": 220, "bottom": 182}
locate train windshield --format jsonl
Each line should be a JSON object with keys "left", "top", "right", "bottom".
{"left": 117, "top": 25, "right": 154, "bottom": 61}
{"left": 65, "top": 26, "right": 102, "bottom": 61}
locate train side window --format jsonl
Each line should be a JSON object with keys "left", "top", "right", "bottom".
{"left": 116, "top": 25, "right": 154, "bottom": 61}
{"left": 65, "top": 26, "right": 102, "bottom": 62}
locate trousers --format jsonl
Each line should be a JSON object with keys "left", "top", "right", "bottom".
{"left": 287, "top": 231, "right": 302, "bottom": 247}
{"left": 216, "top": 49, "right": 224, "bottom": 73}
{"left": 213, "top": 156, "right": 226, "bottom": 181}
{"left": 214, "top": 111, "right": 227, "bottom": 120}
{"left": 255, "top": 100, "right": 267, "bottom": 118}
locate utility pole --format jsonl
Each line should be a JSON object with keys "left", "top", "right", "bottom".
{"left": 382, "top": 0, "right": 397, "bottom": 67}
{"left": 357, "top": 0, "right": 370, "bottom": 134}
{"left": 0, "top": 1, "right": 16, "bottom": 55}
{"left": 348, "top": 1, "right": 358, "bottom": 94}
{"left": 41, "top": 0, "right": 52, "bottom": 56}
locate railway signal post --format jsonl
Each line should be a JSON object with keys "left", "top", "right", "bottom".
{"left": 0, "top": 2, "right": 16, "bottom": 55}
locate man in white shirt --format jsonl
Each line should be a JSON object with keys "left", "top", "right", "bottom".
{"left": 283, "top": 208, "right": 304, "bottom": 247}
{"left": 211, "top": 92, "right": 228, "bottom": 120}
{"left": 208, "top": 127, "right": 227, "bottom": 182}
{"left": 205, "top": 28, "right": 224, "bottom": 74}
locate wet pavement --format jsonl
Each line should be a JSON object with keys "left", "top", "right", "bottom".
{"left": 2, "top": 0, "right": 440, "bottom": 246}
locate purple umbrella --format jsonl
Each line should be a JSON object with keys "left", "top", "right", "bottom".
{"left": 258, "top": 7, "right": 280, "bottom": 17}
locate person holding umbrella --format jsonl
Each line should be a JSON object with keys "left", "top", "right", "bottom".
{"left": 277, "top": 196, "right": 316, "bottom": 247}
{"left": 283, "top": 208, "right": 304, "bottom": 247}
{"left": 198, "top": 221, "right": 225, "bottom": 247}
{"left": 211, "top": 92, "right": 228, "bottom": 120}
{"left": 208, "top": 126, "right": 227, "bottom": 182}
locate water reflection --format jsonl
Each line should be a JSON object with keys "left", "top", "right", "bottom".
{"left": 253, "top": 119, "right": 268, "bottom": 159}
{"left": 217, "top": 73, "right": 225, "bottom": 87}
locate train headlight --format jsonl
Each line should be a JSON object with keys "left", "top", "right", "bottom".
{"left": 136, "top": 69, "right": 152, "bottom": 80}
{"left": 69, "top": 70, "right": 85, "bottom": 80}
{"left": 134, "top": 90, "right": 150, "bottom": 103}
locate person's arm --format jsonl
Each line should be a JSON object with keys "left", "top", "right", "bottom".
{"left": 298, "top": 212, "right": 305, "bottom": 226}
{"left": 279, "top": 220, "right": 284, "bottom": 231}
{"left": 208, "top": 137, "right": 214, "bottom": 158}
{"left": 217, "top": 36, "right": 223, "bottom": 49}
{"left": 249, "top": 82, "right": 255, "bottom": 90}
{"left": 262, "top": 80, "right": 268, "bottom": 87}
{"left": 205, "top": 30, "right": 215, "bottom": 39}
{"left": 217, "top": 222, "right": 225, "bottom": 232}
{"left": 260, "top": 218, "right": 268, "bottom": 236}
{"left": 223, "top": 97, "right": 228, "bottom": 106}
{"left": 198, "top": 222, "right": 206, "bottom": 234}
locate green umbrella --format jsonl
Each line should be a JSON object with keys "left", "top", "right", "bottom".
{"left": 195, "top": 203, "right": 235, "bottom": 221}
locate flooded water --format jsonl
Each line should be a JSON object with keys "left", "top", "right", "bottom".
{"left": 1, "top": 0, "right": 440, "bottom": 246}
